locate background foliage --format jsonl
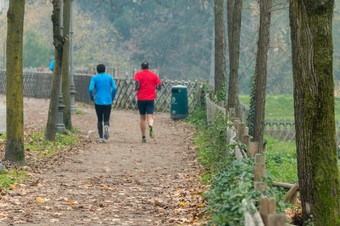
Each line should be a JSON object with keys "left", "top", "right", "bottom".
{"left": 0, "top": 0, "right": 340, "bottom": 94}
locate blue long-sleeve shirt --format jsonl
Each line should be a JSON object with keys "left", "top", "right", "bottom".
{"left": 89, "top": 73, "right": 117, "bottom": 105}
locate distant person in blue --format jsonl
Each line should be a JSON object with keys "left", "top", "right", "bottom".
{"left": 89, "top": 64, "right": 117, "bottom": 143}
{"left": 49, "top": 59, "right": 54, "bottom": 71}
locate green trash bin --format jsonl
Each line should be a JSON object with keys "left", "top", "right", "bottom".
{"left": 170, "top": 85, "right": 188, "bottom": 120}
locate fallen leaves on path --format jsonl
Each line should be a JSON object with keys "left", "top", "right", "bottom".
{"left": 0, "top": 98, "right": 207, "bottom": 225}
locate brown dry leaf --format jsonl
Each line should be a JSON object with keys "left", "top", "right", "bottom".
{"left": 83, "top": 184, "right": 91, "bottom": 189}
{"left": 36, "top": 197, "right": 49, "bottom": 202}
{"left": 103, "top": 185, "right": 111, "bottom": 190}
{"left": 179, "top": 202, "right": 187, "bottom": 207}
{"left": 66, "top": 201, "right": 77, "bottom": 205}
{"left": 160, "top": 212, "right": 166, "bottom": 216}
{"left": 10, "top": 184, "right": 16, "bottom": 189}
{"left": 197, "top": 203, "right": 205, "bottom": 208}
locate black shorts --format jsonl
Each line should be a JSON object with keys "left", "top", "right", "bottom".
{"left": 137, "top": 100, "right": 154, "bottom": 115}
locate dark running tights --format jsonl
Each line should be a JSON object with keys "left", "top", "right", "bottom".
{"left": 95, "top": 104, "right": 111, "bottom": 138}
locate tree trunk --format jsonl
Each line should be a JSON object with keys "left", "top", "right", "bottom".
{"left": 289, "top": 1, "right": 340, "bottom": 225}
{"left": 45, "top": 0, "right": 64, "bottom": 141}
{"left": 62, "top": 0, "right": 72, "bottom": 129}
{"left": 253, "top": 0, "right": 273, "bottom": 153}
{"left": 214, "top": 0, "right": 226, "bottom": 101}
{"left": 4, "top": 0, "right": 25, "bottom": 163}
{"left": 227, "top": 0, "right": 242, "bottom": 116}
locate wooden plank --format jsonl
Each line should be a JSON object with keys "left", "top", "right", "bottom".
{"left": 259, "top": 197, "right": 276, "bottom": 226}
{"left": 268, "top": 214, "right": 287, "bottom": 226}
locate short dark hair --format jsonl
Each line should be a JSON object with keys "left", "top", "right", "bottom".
{"left": 97, "top": 64, "right": 106, "bottom": 73}
{"left": 141, "top": 61, "right": 149, "bottom": 70}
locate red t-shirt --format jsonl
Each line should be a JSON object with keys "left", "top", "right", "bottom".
{"left": 134, "top": 69, "right": 162, "bottom": 100}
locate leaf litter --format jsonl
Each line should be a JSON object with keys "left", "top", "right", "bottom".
{"left": 0, "top": 96, "right": 207, "bottom": 225}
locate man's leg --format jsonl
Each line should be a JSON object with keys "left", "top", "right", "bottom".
{"left": 137, "top": 100, "right": 147, "bottom": 142}
{"left": 103, "top": 105, "right": 111, "bottom": 140}
{"left": 95, "top": 104, "right": 104, "bottom": 142}
{"left": 103, "top": 105, "right": 111, "bottom": 126}
{"left": 140, "top": 114, "right": 147, "bottom": 137}
{"left": 146, "top": 100, "right": 155, "bottom": 138}
{"left": 147, "top": 114, "right": 154, "bottom": 127}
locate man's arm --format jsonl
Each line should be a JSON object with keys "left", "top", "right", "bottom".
{"left": 89, "top": 78, "right": 95, "bottom": 101}
{"left": 134, "top": 81, "right": 140, "bottom": 92}
{"left": 111, "top": 78, "right": 117, "bottom": 101}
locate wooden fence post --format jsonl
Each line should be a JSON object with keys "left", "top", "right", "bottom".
{"left": 268, "top": 214, "right": 287, "bottom": 226}
{"left": 229, "top": 108, "right": 236, "bottom": 118}
{"left": 254, "top": 153, "right": 266, "bottom": 181}
{"left": 254, "top": 182, "right": 267, "bottom": 195}
{"left": 249, "top": 141, "right": 259, "bottom": 157}
{"left": 284, "top": 183, "right": 299, "bottom": 204}
{"left": 233, "top": 118, "right": 241, "bottom": 141}
{"left": 238, "top": 123, "right": 246, "bottom": 141}
{"left": 242, "top": 127, "right": 251, "bottom": 146}
{"left": 259, "top": 197, "right": 276, "bottom": 226}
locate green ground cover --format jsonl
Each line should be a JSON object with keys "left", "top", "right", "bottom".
{"left": 186, "top": 107, "right": 291, "bottom": 225}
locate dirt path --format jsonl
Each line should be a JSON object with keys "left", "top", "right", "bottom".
{"left": 0, "top": 98, "right": 205, "bottom": 225}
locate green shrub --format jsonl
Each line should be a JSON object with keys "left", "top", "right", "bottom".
{"left": 204, "top": 157, "right": 261, "bottom": 225}
{"left": 187, "top": 104, "right": 294, "bottom": 225}
{"left": 194, "top": 112, "right": 234, "bottom": 181}
{"left": 185, "top": 106, "right": 207, "bottom": 127}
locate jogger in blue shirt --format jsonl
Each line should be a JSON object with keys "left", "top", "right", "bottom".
{"left": 89, "top": 64, "right": 117, "bottom": 143}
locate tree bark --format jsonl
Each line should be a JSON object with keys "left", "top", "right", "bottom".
{"left": 227, "top": 0, "right": 242, "bottom": 116}
{"left": 4, "top": 0, "right": 25, "bottom": 163}
{"left": 253, "top": 0, "right": 273, "bottom": 153}
{"left": 45, "top": 0, "right": 64, "bottom": 141}
{"left": 214, "top": 0, "right": 226, "bottom": 100}
{"left": 289, "top": 0, "right": 340, "bottom": 225}
{"left": 62, "top": 0, "right": 72, "bottom": 129}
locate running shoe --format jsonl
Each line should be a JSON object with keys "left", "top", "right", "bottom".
{"left": 104, "top": 125, "right": 109, "bottom": 140}
{"left": 98, "top": 138, "right": 104, "bottom": 143}
{"left": 141, "top": 136, "right": 146, "bottom": 143}
{"left": 149, "top": 126, "right": 155, "bottom": 139}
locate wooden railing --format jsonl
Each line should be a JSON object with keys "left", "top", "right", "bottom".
{"left": 111, "top": 79, "right": 201, "bottom": 113}
{"left": 0, "top": 70, "right": 201, "bottom": 113}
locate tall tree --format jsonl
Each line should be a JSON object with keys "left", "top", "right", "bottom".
{"left": 290, "top": 0, "right": 340, "bottom": 225}
{"left": 227, "top": 0, "right": 242, "bottom": 115}
{"left": 252, "top": 0, "right": 273, "bottom": 152}
{"left": 45, "top": 0, "right": 64, "bottom": 141}
{"left": 62, "top": 0, "right": 72, "bottom": 129}
{"left": 4, "top": 0, "right": 25, "bottom": 163}
{"left": 214, "top": 0, "right": 227, "bottom": 100}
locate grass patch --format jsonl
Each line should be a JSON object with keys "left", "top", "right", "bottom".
{"left": 265, "top": 137, "right": 298, "bottom": 183}
{"left": 74, "top": 110, "right": 84, "bottom": 115}
{"left": 0, "top": 169, "right": 30, "bottom": 189}
{"left": 25, "top": 129, "right": 81, "bottom": 158}
{"left": 240, "top": 94, "right": 340, "bottom": 120}
{"left": 1, "top": 129, "right": 83, "bottom": 190}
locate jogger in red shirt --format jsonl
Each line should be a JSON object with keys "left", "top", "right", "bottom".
{"left": 133, "top": 61, "right": 162, "bottom": 143}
